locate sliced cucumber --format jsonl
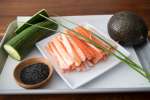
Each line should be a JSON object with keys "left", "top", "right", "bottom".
{"left": 4, "top": 20, "right": 58, "bottom": 60}
{"left": 4, "top": 44, "right": 21, "bottom": 60}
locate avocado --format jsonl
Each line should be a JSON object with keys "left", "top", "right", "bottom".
{"left": 107, "top": 11, "right": 148, "bottom": 46}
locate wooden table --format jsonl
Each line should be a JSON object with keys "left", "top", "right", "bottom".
{"left": 0, "top": 0, "right": 150, "bottom": 99}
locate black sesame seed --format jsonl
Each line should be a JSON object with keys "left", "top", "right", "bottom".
{"left": 20, "top": 63, "right": 49, "bottom": 84}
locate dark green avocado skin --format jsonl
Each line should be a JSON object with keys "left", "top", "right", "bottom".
{"left": 107, "top": 11, "right": 148, "bottom": 46}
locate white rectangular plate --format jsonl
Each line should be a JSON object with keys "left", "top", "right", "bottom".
{"left": 36, "top": 23, "right": 130, "bottom": 89}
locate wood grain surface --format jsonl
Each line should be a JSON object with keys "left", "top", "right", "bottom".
{"left": 0, "top": 0, "right": 150, "bottom": 99}
{"left": 0, "top": 93, "right": 150, "bottom": 100}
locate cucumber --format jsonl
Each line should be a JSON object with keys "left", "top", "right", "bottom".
{"left": 15, "top": 9, "right": 49, "bottom": 34}
{"left": 4, "top": 21, "right": 58, "bottom": 60}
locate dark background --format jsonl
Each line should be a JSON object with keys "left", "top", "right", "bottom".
{"left": 0, "top": 0, "right": 150, "bottom": 99}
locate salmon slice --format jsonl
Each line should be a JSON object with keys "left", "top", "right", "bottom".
{"left": 60, "top": 34, "right": 82, "bottom": 66}
{"left": 67, "top": 30, "right": 95, "bottom": 60}
{"left": 53, "top": 36, "right": 74, "bottom": 67}
{"left": 48, "top": 42, "right": 70, "bottom": 70}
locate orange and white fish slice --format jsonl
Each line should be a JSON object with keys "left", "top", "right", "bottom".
{"left": 53, "top": 36, "right": 74, "bottom": 67}
{"left": 60, "top": 34, "right": 82, "bottom": 66}
{"left": 67, "top": 30, "right": 95, "bottom": 60}
{"left": 50, "top": 42, "right": 70, "bottom": 70}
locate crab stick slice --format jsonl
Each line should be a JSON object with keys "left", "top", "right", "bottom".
{"left": 73, "top": 28, "right": 107, "bottom": 63}
{"left": 48, "top": 42, "right": 69, "bottom": 70}
{"left": 74, "top": 26, "right": 111, "bottom": 49}
{"left": 88, "top": 43, "right": 107, "bottom": 64}
{"left": 67, "top": 30, "right": 95, "bottom": 60}
{"left": 46, "top": 45, "right": 57, "bottom": 60}
{"left": 60, "top": 34, "right": 82, "bottom": 66}
{"left": 46, "top": 45, "right": 53, "bottom": 55}
{"left": 53, "top": 36, "right": 74, "bottom": 67}
{"left": 67, "top": 36, "right": 86, "bottom": 62}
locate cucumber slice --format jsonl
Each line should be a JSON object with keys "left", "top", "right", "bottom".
{"left": 4, "top": 20, "right": 58, "bottom": 60}
{"left": 4, "top": 44, "right": 21, "bottom": 60}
